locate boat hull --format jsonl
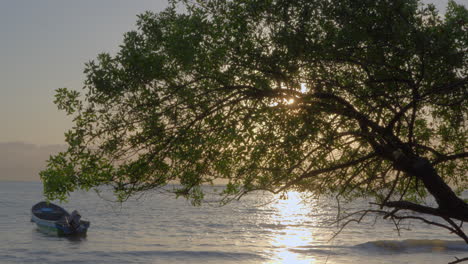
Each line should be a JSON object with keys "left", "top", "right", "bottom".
{"left": 31, "top": 202, "right": 90, "bottom": 236}
{"left": 31, "top": 214, "right": 89, "bottom": 236}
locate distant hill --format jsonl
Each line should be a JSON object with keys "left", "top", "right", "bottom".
{"left": 0, "top": 142, "right": 65, "bottom": 182}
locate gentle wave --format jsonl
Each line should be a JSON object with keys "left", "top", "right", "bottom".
{"left": 289, "top": 248, "right": 342, "bottom": 256}
{"left": 288, "top": 244, "right": 350, "bottom": 256}
{"left": 356, "top": 239, "right": 468, "bottom": 252}
{"left": 108, "top": 250, "right": 265, "bottom": 260}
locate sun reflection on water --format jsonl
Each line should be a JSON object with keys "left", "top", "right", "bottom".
{"left": 264, "top": 191, "right": 319, "bottom": 264}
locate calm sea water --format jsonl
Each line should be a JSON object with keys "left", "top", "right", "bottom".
{"left": 0, "top": 181, "right": 466, "bottom": 264}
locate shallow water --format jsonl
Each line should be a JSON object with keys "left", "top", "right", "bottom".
{"left": 0, "top": 181, "right": 466, "bottom": 263}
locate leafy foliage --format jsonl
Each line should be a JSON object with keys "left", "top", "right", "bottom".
{"left": 41, "top": 0, "right": 467, "bottom": 210}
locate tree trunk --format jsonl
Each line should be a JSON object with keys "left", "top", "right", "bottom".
{"left": 397, "top": 154, "right": 468, "bottom": 221}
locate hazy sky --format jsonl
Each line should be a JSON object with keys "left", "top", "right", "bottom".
{"left": 0, "top": 0, "right": 168, "bottom": 145}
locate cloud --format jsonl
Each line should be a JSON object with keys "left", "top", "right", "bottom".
{"left": 0, "top": 142, "right": 65, "bottom": 182}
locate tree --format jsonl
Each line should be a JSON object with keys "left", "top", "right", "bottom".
{"left": 42, "top": 0, "right": 467, "bottom": 248}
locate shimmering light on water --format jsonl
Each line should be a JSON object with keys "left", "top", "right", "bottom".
{"left": 268, "top": 191, "right": 318, "bottom": 264}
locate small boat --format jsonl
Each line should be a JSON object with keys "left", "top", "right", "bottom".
{"left": 31, "top": 201, "right": 90, "bottom": 236}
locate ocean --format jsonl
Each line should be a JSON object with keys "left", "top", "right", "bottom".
{"left": 0, "top": 181, "right": 466, "bottom": 264}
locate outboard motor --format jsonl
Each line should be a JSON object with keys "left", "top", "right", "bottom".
{"left": 69, "top": 210, "right": 82, "bottom": 230}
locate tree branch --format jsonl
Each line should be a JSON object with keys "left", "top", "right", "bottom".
{"left": 433, "top": 152, "right": 468, "bottom": 165}
{"left": 275, "top": 153, "right": 377, "bottom": 193}
{"left": 386, "top": 78, "right": 467, "bottom": 132}
{"left": 382, "top": 200, "right": 468, "bottom": 222}
{"left": 449, "top": 257, "right": 468, "bottom": 264}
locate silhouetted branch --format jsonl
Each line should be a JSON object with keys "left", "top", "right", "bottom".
{"left": 331, "top": 202, "right": 468, "bottom": 246}
{"left": 386, "top": 78, "right": 467, "bottom": 132}
{"left": 449, "top": 257, "right": 468, "bottom": 264}
{"left": 433, "top": 152, "right": 468, "bottom": 165}
{"left": 275, "top": 153, "right": 377, "bottom": 193}
{"left": 381, "top": 198, "right": 468, "bottom": 222}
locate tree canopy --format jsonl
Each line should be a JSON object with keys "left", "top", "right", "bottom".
{"left": 41, "top": 0, "right": 467, "bottom": 243}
